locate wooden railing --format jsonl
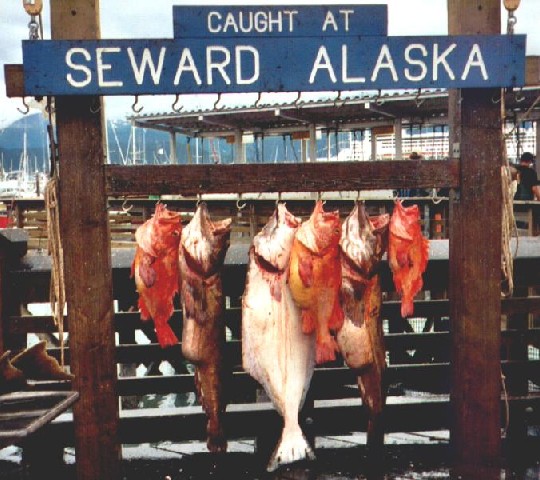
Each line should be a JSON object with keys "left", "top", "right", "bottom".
{"left": 0, "top": 229, "right": 539, "bottom": 452}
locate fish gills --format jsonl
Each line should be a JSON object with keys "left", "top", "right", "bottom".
{"left": 388, "top": 200, "right": 429, "bottom": 318}
{"left": 242, "top": 203, "right": 316, "bottom": 471}
{"left": 131, "top": 203, "right": 182, "bottom": 347}
{"left": 338, "top": 202, "right": 388, "bottom": 370}
{"left": 288, "top": 200, "right": 344, "bottom": 364}
{"left": 179, "top": 202, "right": 232, "bottom": 453}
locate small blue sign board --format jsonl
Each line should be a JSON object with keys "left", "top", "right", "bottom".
{"left": 21, "top": 4, "right": 527, "bottom": 96}
{"left": 172, "top": 5, "right": 388, "bottom": 38}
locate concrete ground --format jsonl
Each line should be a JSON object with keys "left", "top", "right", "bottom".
{"left": 1, "top": 431, "right": 539, "bottom": 479}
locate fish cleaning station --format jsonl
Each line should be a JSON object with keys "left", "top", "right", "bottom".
{"left": 1, "top": 1, "right": 540, "bottom": 479}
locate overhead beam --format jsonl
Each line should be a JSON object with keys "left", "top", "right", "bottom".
{"left": 104, "top": 159, "right": 459, "bottom": 196}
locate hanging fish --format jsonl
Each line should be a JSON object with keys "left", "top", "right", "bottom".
{"left": 242, "top": 203, "right": 316, "bottom": 472}
{"left": 337, "top": 201, "right": 389, "bottom": 449}
{"left": 388, "top": 200, "right": 429, "bottom": 318}
{"left": 179, "top": 202, "right": 232, "bottom": 453}
{"left": 288, "top": 200, "right": 344, "bottom": 364}
{"left": 131, "top": 203, "right": 182, "bottom": 347}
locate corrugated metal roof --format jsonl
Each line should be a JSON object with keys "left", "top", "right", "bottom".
{"left": 129, "top": 87, "right": 540, "bottom": 137}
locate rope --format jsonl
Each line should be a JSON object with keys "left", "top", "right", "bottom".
{"left": 501, "top": 143, "right": 518, "bottom": 298}
{"left": 45, "top": 175, "right": 66, "bottom": 366}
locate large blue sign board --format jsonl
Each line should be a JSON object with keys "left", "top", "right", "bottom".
{"left": 172, "top": 5, "right": 388, "bottom": 38}
{"left": 21, "top": 4, "right": 527, "bottom": 96}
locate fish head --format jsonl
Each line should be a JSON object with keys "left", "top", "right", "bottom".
{"left": 135, "top": 203, "right": 182, "bottom": 257}
{"left": 253, "top": 203, "right": 301, "bottom": 271}
{"left": 340, "top": 201, "right": 389, "bottom": 275}
{"left": 182, "top": 202, "right": 232, "bottom": 276}
{"left": 312, "top": 200, "right": 341, "bottom": 252}
{"left": 389, "top": 200, "right": 420, "bottom": 241}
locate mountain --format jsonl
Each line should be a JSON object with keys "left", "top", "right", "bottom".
{"left": 0, "top": 114, "right": 346, "bottom": 171}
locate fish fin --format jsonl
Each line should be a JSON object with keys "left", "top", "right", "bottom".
{"left": 139, "top": 253, "right": 157, "bottom": 288}
{"left": 328, "top": 299, "right": 344, "bottom": 331}
{"left": 138, "top": 297, "right": 151, "bottom": 321}
{"left": 267, "top": 426, "right": 315, "bottom": 472}
{"left": 315, "top": 335, "right": 339, "bottom": 364}
{"left": 298, "top": 251, "right": 314, "bottom": 288}
{"left": 301, "top": 310, "right": 316, "bottom": 334}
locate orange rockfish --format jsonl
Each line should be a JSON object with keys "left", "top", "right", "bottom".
{"left": 388, "top": 200, "right": 429, "bottom": 318}
{"left": 288, "top": 200, "right": 344, "bottom": 364}
{"left": 179, "top": 202, "right": 232, "bottom": 453}
{"left": 242, "top": 203, "right": 316, "bottom": 471}
{"left": 337, "top": 201, "right": 389, "bottom": 450}
{"left": 132, "top": 203, "right": 182, "bottom": 347}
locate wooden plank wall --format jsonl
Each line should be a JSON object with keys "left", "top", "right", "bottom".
{"left": 1, "top": 237, "right": 540, "bottom": 452}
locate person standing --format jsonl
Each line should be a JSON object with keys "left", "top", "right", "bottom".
{"left": 514, "top": 152, "right": 540, "bottom": 201}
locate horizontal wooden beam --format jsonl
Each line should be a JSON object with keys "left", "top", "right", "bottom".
{"left": 4, "top": 64, "right": 25, "bottom": 98}
{"left": 526, "top": 56, "right": 540, "bottom": 86}
{"left": 105, "top": 160, "right": 460, "bottom": 196}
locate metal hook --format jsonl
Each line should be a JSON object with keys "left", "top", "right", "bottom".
{"left": 276, "top": 192, "right": 283, "bottom": 205}
{"left": 431, "top": 188, "right": 443, "bottom": 205}
{"left": 334, "top": 91, "right": 345, "bottom": 108}
{"left": 17, "top": 97, "right": 30, "bottom": 115}
{"left": 214, "top": 93, "right": 223, "bottom": 110}
{"left": 132, "top": 95, "right": 143, "bottom": 113}
{"left": 255, "top": 92, "right": 263, "bottom": 109}
{"left": 121, "top": 197, "right": 133, "bottom": 213}
{"left": 375, "top": 89, "right": 384, "bottom": 106}
{"left": 293, "top": 91, "right": 301, "bottom": 107}
{"left": 492, "top": 92, "right": 502, "bottom": 104}
{"left": 514, "top": 88, "right": 525, "bottom": 103}
{"left": 172, "top": 94, "right": 183, "bottom": 113}
{"left": 90, "top": 97, "right": 101, "bottom": 114}
{"left": 196, "top": 193, "right": 202, "bottom": 207}
{"left": 415, "top": 88, "right": 424, "bottom": 108}
{"left": 236, "top": 194, "right": 247, "bottom": 211}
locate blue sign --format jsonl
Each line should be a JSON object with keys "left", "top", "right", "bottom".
{"left": 173, "top": 5, "right": 388, "bottom": 38}
{"left": 22, "top": 35, "right": 526, "bottom": 96}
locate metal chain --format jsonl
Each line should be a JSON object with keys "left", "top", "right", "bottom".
{"left": 507, "top": 11, "right": 517, "bottom": 35}
{"left": 28, "top": 16, "right": 40, "bottom": 40}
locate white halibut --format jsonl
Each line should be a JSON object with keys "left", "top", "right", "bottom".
{"left": 242, "top": 203, "right": 316, "bottom": 472}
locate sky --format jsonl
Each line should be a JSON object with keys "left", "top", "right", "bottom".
{"left": 1, "top": 0, "right": 540, "bottom": 128}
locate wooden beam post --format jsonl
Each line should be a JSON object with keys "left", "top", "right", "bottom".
{"left": 448, "top": 0, "right": 503, "bottom": 476}
{"left": 50, "top": 1, "right": 121, "bottom": 479}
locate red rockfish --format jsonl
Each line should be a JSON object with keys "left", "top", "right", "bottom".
{"left": 337, "top": 201, "right": 389, "bottom": 450}
{"left": 131, "top": 203, "right": 182, "bottom": 347}
{"left": 179, "top": 202, "right": 232, "bottom": 453}
{"left": 388, "top": 200, "right": 429, "bottom": 318}
{"left": 288, "top": 200, "right": 344, "bottom": 364}
{"left": 242, "top": 203, "right": 316, "bottom": 471}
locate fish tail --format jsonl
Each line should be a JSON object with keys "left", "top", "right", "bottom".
{"left": 155, "top": 322, "right": 179, "bottom": 347}
{"left": 400, "top": 299, "right": 414, "bottom": 318}
{"left": 315, "top": 336, "right": 339, "bottom": 364}
{"left": 267, "top": 424, "right": 315, "bottom": 472}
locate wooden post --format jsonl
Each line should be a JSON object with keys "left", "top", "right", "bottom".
{"left": 448, "top": 0, "right": 503, "bottom": 476}
{"left": 50, "top": 1, "right": 121, "bottom": 479}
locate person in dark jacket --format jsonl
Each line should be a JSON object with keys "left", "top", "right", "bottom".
{"left": 513, "top": 152, "right": 540, "bottom": 201}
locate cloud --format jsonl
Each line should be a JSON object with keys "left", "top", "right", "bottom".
{"left": 1, "top": 0, "right": 539, "bottom": 126}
